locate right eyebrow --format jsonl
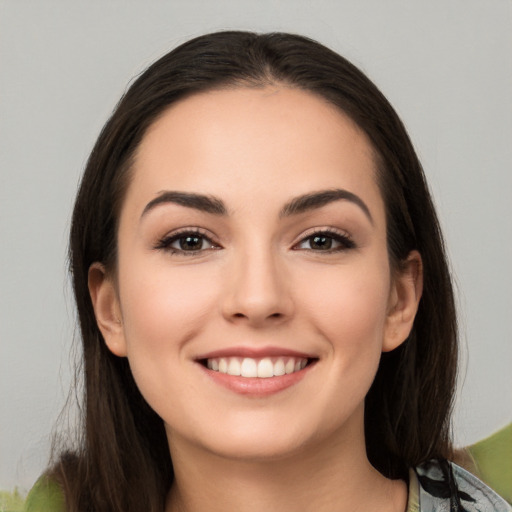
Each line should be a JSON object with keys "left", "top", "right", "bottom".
{"left": 141, "top": 191, "right": 228, "bottom": 219}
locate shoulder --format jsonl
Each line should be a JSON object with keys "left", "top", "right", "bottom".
{"left": 414, "top": 459, "right": 511, "bottom": 512}
{"left": 23, "top": 475, "right": 65, "bottom": 512}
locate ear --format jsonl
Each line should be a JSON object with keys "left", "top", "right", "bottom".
{"left": 88, "top": 263, "right": 127, "bottom": 357}
{"left": 383, "top": 250, "right": 423, "bottom": 352}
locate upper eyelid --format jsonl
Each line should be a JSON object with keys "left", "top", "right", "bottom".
{"left": 291, "top": 227, "right": 356, "bottom": 252}
{"left": 294, "top": 226, "right": 353, "bottom": 243}
{"left": 160, "top": 227, "right": 217, "bottom": 241}
{"left": 153, "top": 226, "right": 354, "bottom": 248}
{"left": 154, "top": 227, "right": 221, "bottom": 250}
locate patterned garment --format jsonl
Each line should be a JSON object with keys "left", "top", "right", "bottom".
{"left": 412, "top": 460, "right": 511, "bottom": 512}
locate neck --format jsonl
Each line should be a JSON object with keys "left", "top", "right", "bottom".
{"left": 165, "top": 417, "right": 407, "bottom": 512}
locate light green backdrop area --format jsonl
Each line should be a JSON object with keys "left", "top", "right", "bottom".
{"left": 1, "top": 0, "right": 511, "bottom": 493}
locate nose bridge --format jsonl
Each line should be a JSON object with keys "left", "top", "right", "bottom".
{"left": 222, "top": 237, "right": 293, "bottom": 325}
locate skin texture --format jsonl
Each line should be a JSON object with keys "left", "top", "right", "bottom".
{"left": 89, "top": 87, "right": 422, "bottom": 512}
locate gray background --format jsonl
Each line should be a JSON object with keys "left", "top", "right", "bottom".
{"left": 1, "top": 0, "right": 511, "bottom": 492}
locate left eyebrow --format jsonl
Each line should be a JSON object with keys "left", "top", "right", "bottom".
{"left": 279, "top": 189, "right": 373, "bottom": 224}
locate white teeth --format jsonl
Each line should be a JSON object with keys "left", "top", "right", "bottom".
{"left": 206, "top": 356, "right": 309, "bottom": 378}
{"left": 227, "top": 358, "right": 241, "bottom": 376}
{"left": 257, "top": 358, "right": 274, "bottom": 378}
{"left": 285, "top": 359, "right": 295, "bottom": 374}
{"left": 240, "top": 358, "right": 258, "bottom": 377}
{"left": 273, "top": 358, "right": 285, "bottom": 376}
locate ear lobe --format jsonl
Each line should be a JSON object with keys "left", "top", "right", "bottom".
{"left": 88, "top": 263, "right": 127, "bottom": 357}
{"left": 383, "top": 250, "right": 423, "bottom": 352}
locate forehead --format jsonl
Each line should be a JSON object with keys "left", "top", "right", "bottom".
{"left": 126, "top": 86, "right": 384, "bottom": 221}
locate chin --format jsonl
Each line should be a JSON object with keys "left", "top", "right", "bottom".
{"left": 172, "top": 407, "right": 348, "bottom": 464}
{"left": 202, "top": 431, "right": 310, "bottom": 462}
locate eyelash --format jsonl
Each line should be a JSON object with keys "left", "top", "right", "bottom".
{"left": 154, "top": 228, "right": 220, "bottom": 255}
{"left": 293, "top": 228, "right": 355, "bottom": 253}
{"left": 154, "top": 228, "right": 355, "bottom": 256}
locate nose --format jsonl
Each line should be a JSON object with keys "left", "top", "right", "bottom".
{"left": 221, "top": 246, "right": 294, "bottom": 327}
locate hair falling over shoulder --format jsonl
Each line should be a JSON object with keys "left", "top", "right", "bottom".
{"left": 49, "top": 31, "right": 458, "bottom": 512}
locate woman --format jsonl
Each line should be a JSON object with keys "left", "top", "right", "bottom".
{"left": 26, "top": 31, "right": 510, "bottom": 512}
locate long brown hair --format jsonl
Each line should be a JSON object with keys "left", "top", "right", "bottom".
{"left": 52, "top": 31, "right": 457, "bottom": 511}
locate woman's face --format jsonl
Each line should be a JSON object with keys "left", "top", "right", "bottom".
{"left": 91, "top": 87, "right": 420, "bottom": 461}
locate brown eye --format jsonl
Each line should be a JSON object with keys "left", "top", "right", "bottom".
{"left": 177, "top": 235, "right": 206, "bottom": 251}
{"left": 309, "top": 235, "right": 333, "bottom": 250}
{"left": 296, "top": 230, "right": 355, "bottom": 252}
{"left": 155, "top": 230, "right": 219, "bottom": 254}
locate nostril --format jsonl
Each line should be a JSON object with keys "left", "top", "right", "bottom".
{"left": 226, "top": 308, "right": 290, "bottom": 324}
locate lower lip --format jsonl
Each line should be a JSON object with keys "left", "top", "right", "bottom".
{"left": 199, "top": 362, "right": 315, "bottom": 396}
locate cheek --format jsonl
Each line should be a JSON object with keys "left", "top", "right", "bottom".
{"left": 115, "top": 259, "right": 223, "bottom": 419}
{"left": 298, "top": 262, "right": 391, "bottom": 361}
{"left": 277, "top": 260, "right": 392, "bottom": 437}
{"left": 118, "top": 259, "right": 219, "bottom": 356}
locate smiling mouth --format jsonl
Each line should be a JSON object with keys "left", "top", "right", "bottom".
{"left": 202, "top": 356, "right": 314, "bottom": 378}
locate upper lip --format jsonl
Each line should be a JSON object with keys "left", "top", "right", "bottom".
{"left": 195, "top": 346, "right": 317, "bottom": 360}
